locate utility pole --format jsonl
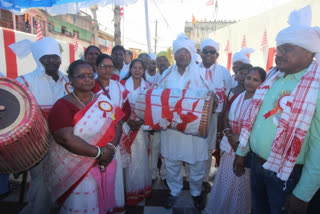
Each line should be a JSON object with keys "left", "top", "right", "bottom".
{"left": 114, "top": 5, "right": 121, "bottom": 45}
{"left": 154, "top": 20, "right": 158, "bottom": 54}
{"left": 90, "top": 5, "right": 99, "bottom": 46}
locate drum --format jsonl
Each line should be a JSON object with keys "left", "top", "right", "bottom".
{"left": 0, "top": 77, "right": 50, "bottom": 174}
{"left": 135, "top": 88, "right": 215, "bottom": 137}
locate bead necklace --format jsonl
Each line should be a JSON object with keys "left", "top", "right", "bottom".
{"left": 72, "top": 91, "right": 94, "bottom": 107}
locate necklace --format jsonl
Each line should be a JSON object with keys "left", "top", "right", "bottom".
{"left": 72, "top": 91, "right": 94, "bottom": 107}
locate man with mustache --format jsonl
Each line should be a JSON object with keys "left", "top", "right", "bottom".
{"left": 233, "top": 5, "right": 320, "bottom": 214}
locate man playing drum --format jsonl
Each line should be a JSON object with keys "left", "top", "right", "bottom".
{"left": 198, "top": 38, "right": 233, "bottom": 192}
{"left": 159, "top": 33, "right": 211, "bottom": 210}
{"left": 9, "top": 37, "right": 70, "bottom": 214}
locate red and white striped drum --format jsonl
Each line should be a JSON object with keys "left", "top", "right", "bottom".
{"left": 135, "top": 88, "right": 215, "bottom": 137}
{"left": 0, "top": 77, "right": 50, "bottom": 173}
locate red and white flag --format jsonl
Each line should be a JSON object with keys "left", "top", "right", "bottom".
{"left": 224, "top": 40, "right": 231, "bottom": 53}
{"left": 36, "top": 21, "right": 43, "bottom": 41}
{"left": 120, "top": 6, "right": 124, "bottom": 18}
{"left": 241, "top": 35, "right": 246, "bottom": 48}
{"left": 206, "top": 0, "right": 214, "bottom": 6}
{"left": 73, "top": 32, "right": 78, "bottom": 52}
{"left": 260, "top": 29, "right": 268, "bottom": 51}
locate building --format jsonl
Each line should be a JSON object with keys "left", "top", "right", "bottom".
{"left": 184, "top": 20, "right": 236, "bottom": 49}
{"left": 0, "top": 8, "right": 114, "bottom": 48}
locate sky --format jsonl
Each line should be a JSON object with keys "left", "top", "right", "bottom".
{"left": 82, "top": 0, "right": 293, "bottom": 53}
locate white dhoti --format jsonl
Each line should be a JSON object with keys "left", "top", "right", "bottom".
{"left": 165, "top": 157, "right": 206, "bottom": 197}
{"left": 149, "top": 131, "right": 166, "bottom": 180}
{"left": 161, "top": 129, "right": 208, "bottom": 197}
{"left": 203, "top": 113, "right": 219, "bottom": 182}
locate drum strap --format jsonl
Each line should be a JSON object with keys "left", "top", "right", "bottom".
{"left": 20, "top": 76, "right": 29, "bottom": 88}
{"left": 96, "top": 79, "right": 111, "bottom": 100}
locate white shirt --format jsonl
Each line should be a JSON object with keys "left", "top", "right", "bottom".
{"left": 114, "top": 63, "right": 129, "bottom": 80}
{"left": 159, "top": 63, "right": 209, "bottom": 164}
{"left": 145, "top": 71, "right": 161, "bottom": 85}
{"left": 199, "top": 62, "right": 233, "bottom": 112}
{"left": 16, "top": 68, "right": 69, "bottom": 118}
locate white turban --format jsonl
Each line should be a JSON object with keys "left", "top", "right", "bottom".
{"left": 9, "top": 37, "right": 61, "bottom": 69}
{"left": 276, "top": 5, "right": 320, "bottom": 62}
{"left": 172, "top": 33, "right": 197, "bottom": 56}
{"left": 148, "top": 53, "right": 156, "bottom": 60}
{"left": 200, "top": 38, "right": 220, "bottom": 53}
{"left": 232, "top": 47, "right": 255, "bottom": 64}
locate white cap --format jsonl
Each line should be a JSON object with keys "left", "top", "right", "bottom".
{"left": 200, "top": 38, "right": 220, "bottom": 53}
{"left": 276, "top": 5, "right": 320, "bottom": 62}
{"left": 9, "top": 37, "right": 61, "bottom": 68}
{"left": 172, "top": 33, "right": 197, "bottom": 56}
{"left": 232, "top": 47, "right": 255, "bottom": 64}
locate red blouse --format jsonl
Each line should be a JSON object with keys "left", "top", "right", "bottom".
{"left": 48, "top": 99, "right": 80, "bottom": 133}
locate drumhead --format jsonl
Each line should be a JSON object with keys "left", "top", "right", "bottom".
{"left": 0, "top": 77, "right": 32, "bottom": 138}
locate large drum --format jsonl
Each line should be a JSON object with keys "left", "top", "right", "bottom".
{"left": 0, "top": 77, "right": 50, "bottom": 174}
{"left": 135, "top": 88, "right": 215, "bottom": 137}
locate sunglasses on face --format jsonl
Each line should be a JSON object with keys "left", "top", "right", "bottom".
{"left": 202, "top": 50, "right": 217, "bottom": 55}
{"left": 73, "top": 74, "right": 95, "bottom": 79}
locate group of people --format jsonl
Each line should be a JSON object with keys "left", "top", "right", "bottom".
{"left": 1, "top": 4, "right": 320, "bottom": 214}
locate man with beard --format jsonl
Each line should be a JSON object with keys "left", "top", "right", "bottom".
{"left": 234, "top": 5, "right": 320, "bottom": 214}
{"left": 159, "top": 33, "right": 209, "bottom": 210}
{"left": 199, "top": 39, "right": 233, "bottom": 192}
{"left": 112, "top": 45, "right": 129, "bottom": 80}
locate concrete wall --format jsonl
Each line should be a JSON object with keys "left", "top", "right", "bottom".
{"left": 185, "top": 20, "right": 236, "bottom": 49}
{"left": 208, "top": 0, "right": 320, "bottom": 70}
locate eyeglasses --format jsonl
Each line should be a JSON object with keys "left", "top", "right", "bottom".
{"left": 73, "top": 74, "right": 95, "bottom": 79}
{"left": 202, "top": 50, "right": 217, "bottom": 55}
{"left": 98, "top": 64, "right": 114, "bottom": 70}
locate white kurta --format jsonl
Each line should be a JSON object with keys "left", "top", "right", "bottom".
{"left": 199, "top": 62, "right": 233, "bottom": 113}
{"left": 16, "top": 68, "right": 69, "bottom": 114}
{"left": 158, "top": 64, "right": 209, "bottom": 164}
{"left": 145, "top": 71, "right": 161, "bottom": 85}
{"left": 114, "top": 64, "right": 129, "bottom": 80}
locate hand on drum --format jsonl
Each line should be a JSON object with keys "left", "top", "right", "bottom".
{"left": 128, "top": 119, "right": 144, "bottom": 131}
{"left": 98, "top": 146, "right": 115, "bottom": 166}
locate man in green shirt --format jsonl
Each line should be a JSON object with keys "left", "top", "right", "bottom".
{"left": 233, "top": 6, "right": 320, "bottom": 214}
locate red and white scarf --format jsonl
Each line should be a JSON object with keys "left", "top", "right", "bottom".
{"left": 119, "top": 77, "right": 151, "bottom": 167}
{"left": 220, "top": 92, "right": 251, "bottom": 154}
{"left": 239, "top": 61, "right": 320, "bottom": 181}
{"left": 200, "top": 63, "right": 228, "bottom": 112}
{"left": 44, "top": 94, "right": 124, "bottom": 211}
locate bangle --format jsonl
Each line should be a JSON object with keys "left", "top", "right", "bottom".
{"left": 94, "top": 146, "right": 103, "bottom": 159}
{"left": 223, "top": 128, "right": 231, "bottom": 135}
{"left": 107, "top": 143, "right": 117, "bottom": 152}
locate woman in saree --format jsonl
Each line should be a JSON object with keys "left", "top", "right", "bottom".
{"left": 204, "top": 67, "right": 266, "bottom": 214}
{"left": 92, "top": 54, "right": 130, "bottom": 115}
{"left": 120, "top": 58, "right": 152, "bottom": 205}
{"left": 45, "top": 59, "right": 125, "bottom": 214}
